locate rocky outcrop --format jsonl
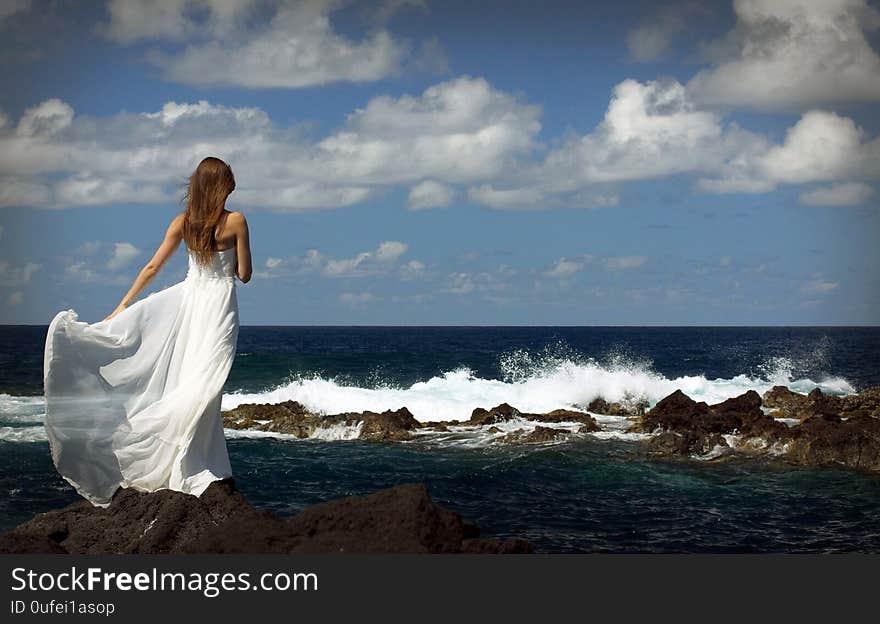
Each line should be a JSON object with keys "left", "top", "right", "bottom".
{"left": 499, "top": 425, "right": 571, "bottom": 444}
{"left": 0, "top": 479, "right": 533, "bottom": 554}
{"left": 762, "top": 386, "right": 844, "bottom": 420}
{"left": 633, "top": 386, "right": 880, "bottom": 473}
{"left": 467, "top": 403, "right": 599, "bottom": 430}
{"left": 631, "top": 389, "right": 787, "bottom": 455}
{"left": 786, "top": 414, "right": 880, "bottom": 472}
{"left": 586, "top": 396, "right": 649, "bottom": 416}
{"left": 223, "top": 401, "right": 420, "bottom": 441}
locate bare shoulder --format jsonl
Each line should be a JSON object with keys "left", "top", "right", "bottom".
{"left": 168, "top": 212, "right": 185, "bottom": 233}
{"left": 227, "top": 211, "right": 249, "bottom": 230}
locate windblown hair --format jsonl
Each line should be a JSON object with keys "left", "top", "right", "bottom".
{"left": 180, "top": 157, "right": 236, "bottom": 267}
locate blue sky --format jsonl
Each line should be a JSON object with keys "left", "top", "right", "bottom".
{"left": 0, "top": 0, "right": 878, "bottom": 325}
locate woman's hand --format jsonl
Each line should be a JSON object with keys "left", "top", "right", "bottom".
{"left": 103, "top": 304, "right": 126, "bottom": 322}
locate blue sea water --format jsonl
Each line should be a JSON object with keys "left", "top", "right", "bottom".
{"left": 1, "top": 325, "right": 880, "bottom": 552}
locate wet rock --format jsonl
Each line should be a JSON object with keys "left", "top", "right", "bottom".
{"left": 470, "top": 403, "right": 599, "bottom": 430}
{"left": 332, "top": 407, "right": 421, "bottom": 441}
{"left": 631, "top": 389, "right": 788, "bottom": 456}
{"left": 840, "top": 386, "right": 880, "bottom": 419}
{"left": 630, "top": 389, "right": 711, "bottom": 434}
{"left": 785, "top": 414, "right": 880, "bottom": 472}
{"left": 763, "top": 386, "right": 807, "bottom": 412}
{"left": 469, "top": 403, "right": 522, "bottom": 426}
{"left": 0, "top": 480, "right": 534, "bottom": 554}
{"left": 223, "top": 399, "right": 319, "bottom": 437}
{"left": 587, "top": 397, "right": 648, "bottom": 416}
{"left": 500, "top": 426, "right": 570, "bottom": 444}
{"left": 536, "top": 409, "right": 600, "bottom": 429}
{"left": 223, "top": 402, "right": 421, "bottom": 441}
{"left": 762, "top": 386, "right": 844, "bottom": 420}
{"left": 646, "top": 431, "right": 728, "bottom": 457}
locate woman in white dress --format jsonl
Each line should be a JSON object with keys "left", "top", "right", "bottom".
{"left": 43, "top": 156, "right": 252, "bottom": 507}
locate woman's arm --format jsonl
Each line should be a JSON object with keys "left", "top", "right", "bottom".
{"left": 232, "top": 212, "right": 252, "bottom": 283}
{"left": 103, "top": 214, "right": 184, "bottom": 321}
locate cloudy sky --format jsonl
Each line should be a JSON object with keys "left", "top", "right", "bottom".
{"left": 0, "top": 0, "right": 878, "bottom": 325}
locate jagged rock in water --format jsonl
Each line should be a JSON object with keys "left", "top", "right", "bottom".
{"left": 499, "top": 425, "right": 571, "bottom": 444}
{"left": 469, "top": 403, "right": 523, "bottom": 426}
{"left": 631, "top": 389, "right": 786, "bottom": 456}
{"left": 586, "top": 397, "right": 649, "bottom": 416}
{"left": 632, "top": 386, "right": 880, "bottom": 473}
{"left": 469, "top": 403, "right": 599, "bottom": 430}
{"left": 0, "top": 480, "right": 534, "bottom": 554}
{"left": 762, "top": 386, "right": 844, "bottom": 420}
{"left": 223, "top": 402, "right": 421, "bottom": 441}
{"left": 785, "top": 414, "right": 880, "bottom": 472}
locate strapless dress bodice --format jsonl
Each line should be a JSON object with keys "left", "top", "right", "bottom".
{"left": 185, "top": 247, "right": 236, "bottom": 282}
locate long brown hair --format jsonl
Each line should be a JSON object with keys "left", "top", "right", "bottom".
{"left": 180, "top": 157, "right": 236, "bottom": 267}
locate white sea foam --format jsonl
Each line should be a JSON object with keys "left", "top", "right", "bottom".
{"left": 222, "top": 353, "right": 855, "bottom": 423}
{"left": 0, "top": 350, "right": 860, "bottom": 447}
{"left": 0, "top": 426, "right": 47, "bottom": 443}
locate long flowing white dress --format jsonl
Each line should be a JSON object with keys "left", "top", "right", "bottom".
{"left": 43, "top": 246, "right": 239, "bottom": 507}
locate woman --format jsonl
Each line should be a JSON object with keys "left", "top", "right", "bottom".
{"left": 43, "top": 156, "right": 252, "bottom": 507}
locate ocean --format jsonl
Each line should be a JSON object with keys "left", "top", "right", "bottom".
{"left": 2, "top": 325, "right": 879, "bottom": 552}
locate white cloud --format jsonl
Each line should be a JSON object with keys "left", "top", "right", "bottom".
{"left": 544, "top": 257, "right": 585, "bottom": 278}
{"left": 102, "top": 0, "right": 415, "bottom": 88}
{"left": 15, "top": 99, "right": 73, "bottom": 137}
{"left": 324, "top": 240, "right": 408, "bottom": 277}
{"left": 106, "top": 242, "right": 141, "bottom": 271}
{"left": 466, "top": 184, "right": 545, "bottom": 210}
{"left": 719, "top": 255, "right": 732, "bottom": 267}
{"left": 801, "top": 277, "right": 839, "bottom": 294}
{"left": 799, "top": 182, "right": 875, "bottom": 206}
{"left": 687, "top": 0, "right": 880, "bottom": 110}
{"left": 517, "top": 79, "right": 762, "bottom": 201}
{"left": 0, "top": 261, "right": 40, "bottom": 286}
{"left": 399, "top": 259, "right": 425, "bottom": 280}
{"left": 408, "top": 179, "right": 455, "bottom": 210}
{"left": 445, "top": 272, "right": 475, "bottom": 294}
{"left": 603, "top": 255, "right": 647, "bottom": 270}
{"left": 3, "top": 71, "right": 877, "bottom": 214}
{"left": 0, "top": 76, "right": 540, "bottom": 211}
{"left": 700, "top": 110, "right": 880, "bottom": 193}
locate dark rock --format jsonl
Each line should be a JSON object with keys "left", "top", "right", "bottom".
{"left": 840, "top": 386, "right": 880, "bottom": 419}
{"left": 646, "top": 431, "right": 728, "bottom": 457}
{"left": 630, "top": 389, "right": 789, "bottom": 456}
{"left": 535, "top": 409, "right": 600, "bottom": 429}
{"left": 223, "top": 400, "right": 318, "bottom": 437}
{"left": 763, "top": 385, "right": 806, "bottom": 411}
{"left": 587, "top": 397, "right": 648, "bottom": 416}
{"left": 630, "top": 389, "right": 711, "bottom": 434}
{"left": 223, "top": 402, "right": 421, "bottom": 441}
{"left": 334, "top": 407, "right": 421, "bottom": 441}
{"left": 0, "top": 480, "right": 533, "bottom": 554}
{"left": 500, "top": 426, "right": 569, "bottom": 444}
{"left": 761, "top": 386, "right": 844, "bottom": 421}
{"left": 470, "top": 403, "right": 599, "bottom": 430}
{"left": 470, "top": 403, "right": 522, "bottom": 426}
{"left": 785, "top": 414, "right": 880, "bottom": 472}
